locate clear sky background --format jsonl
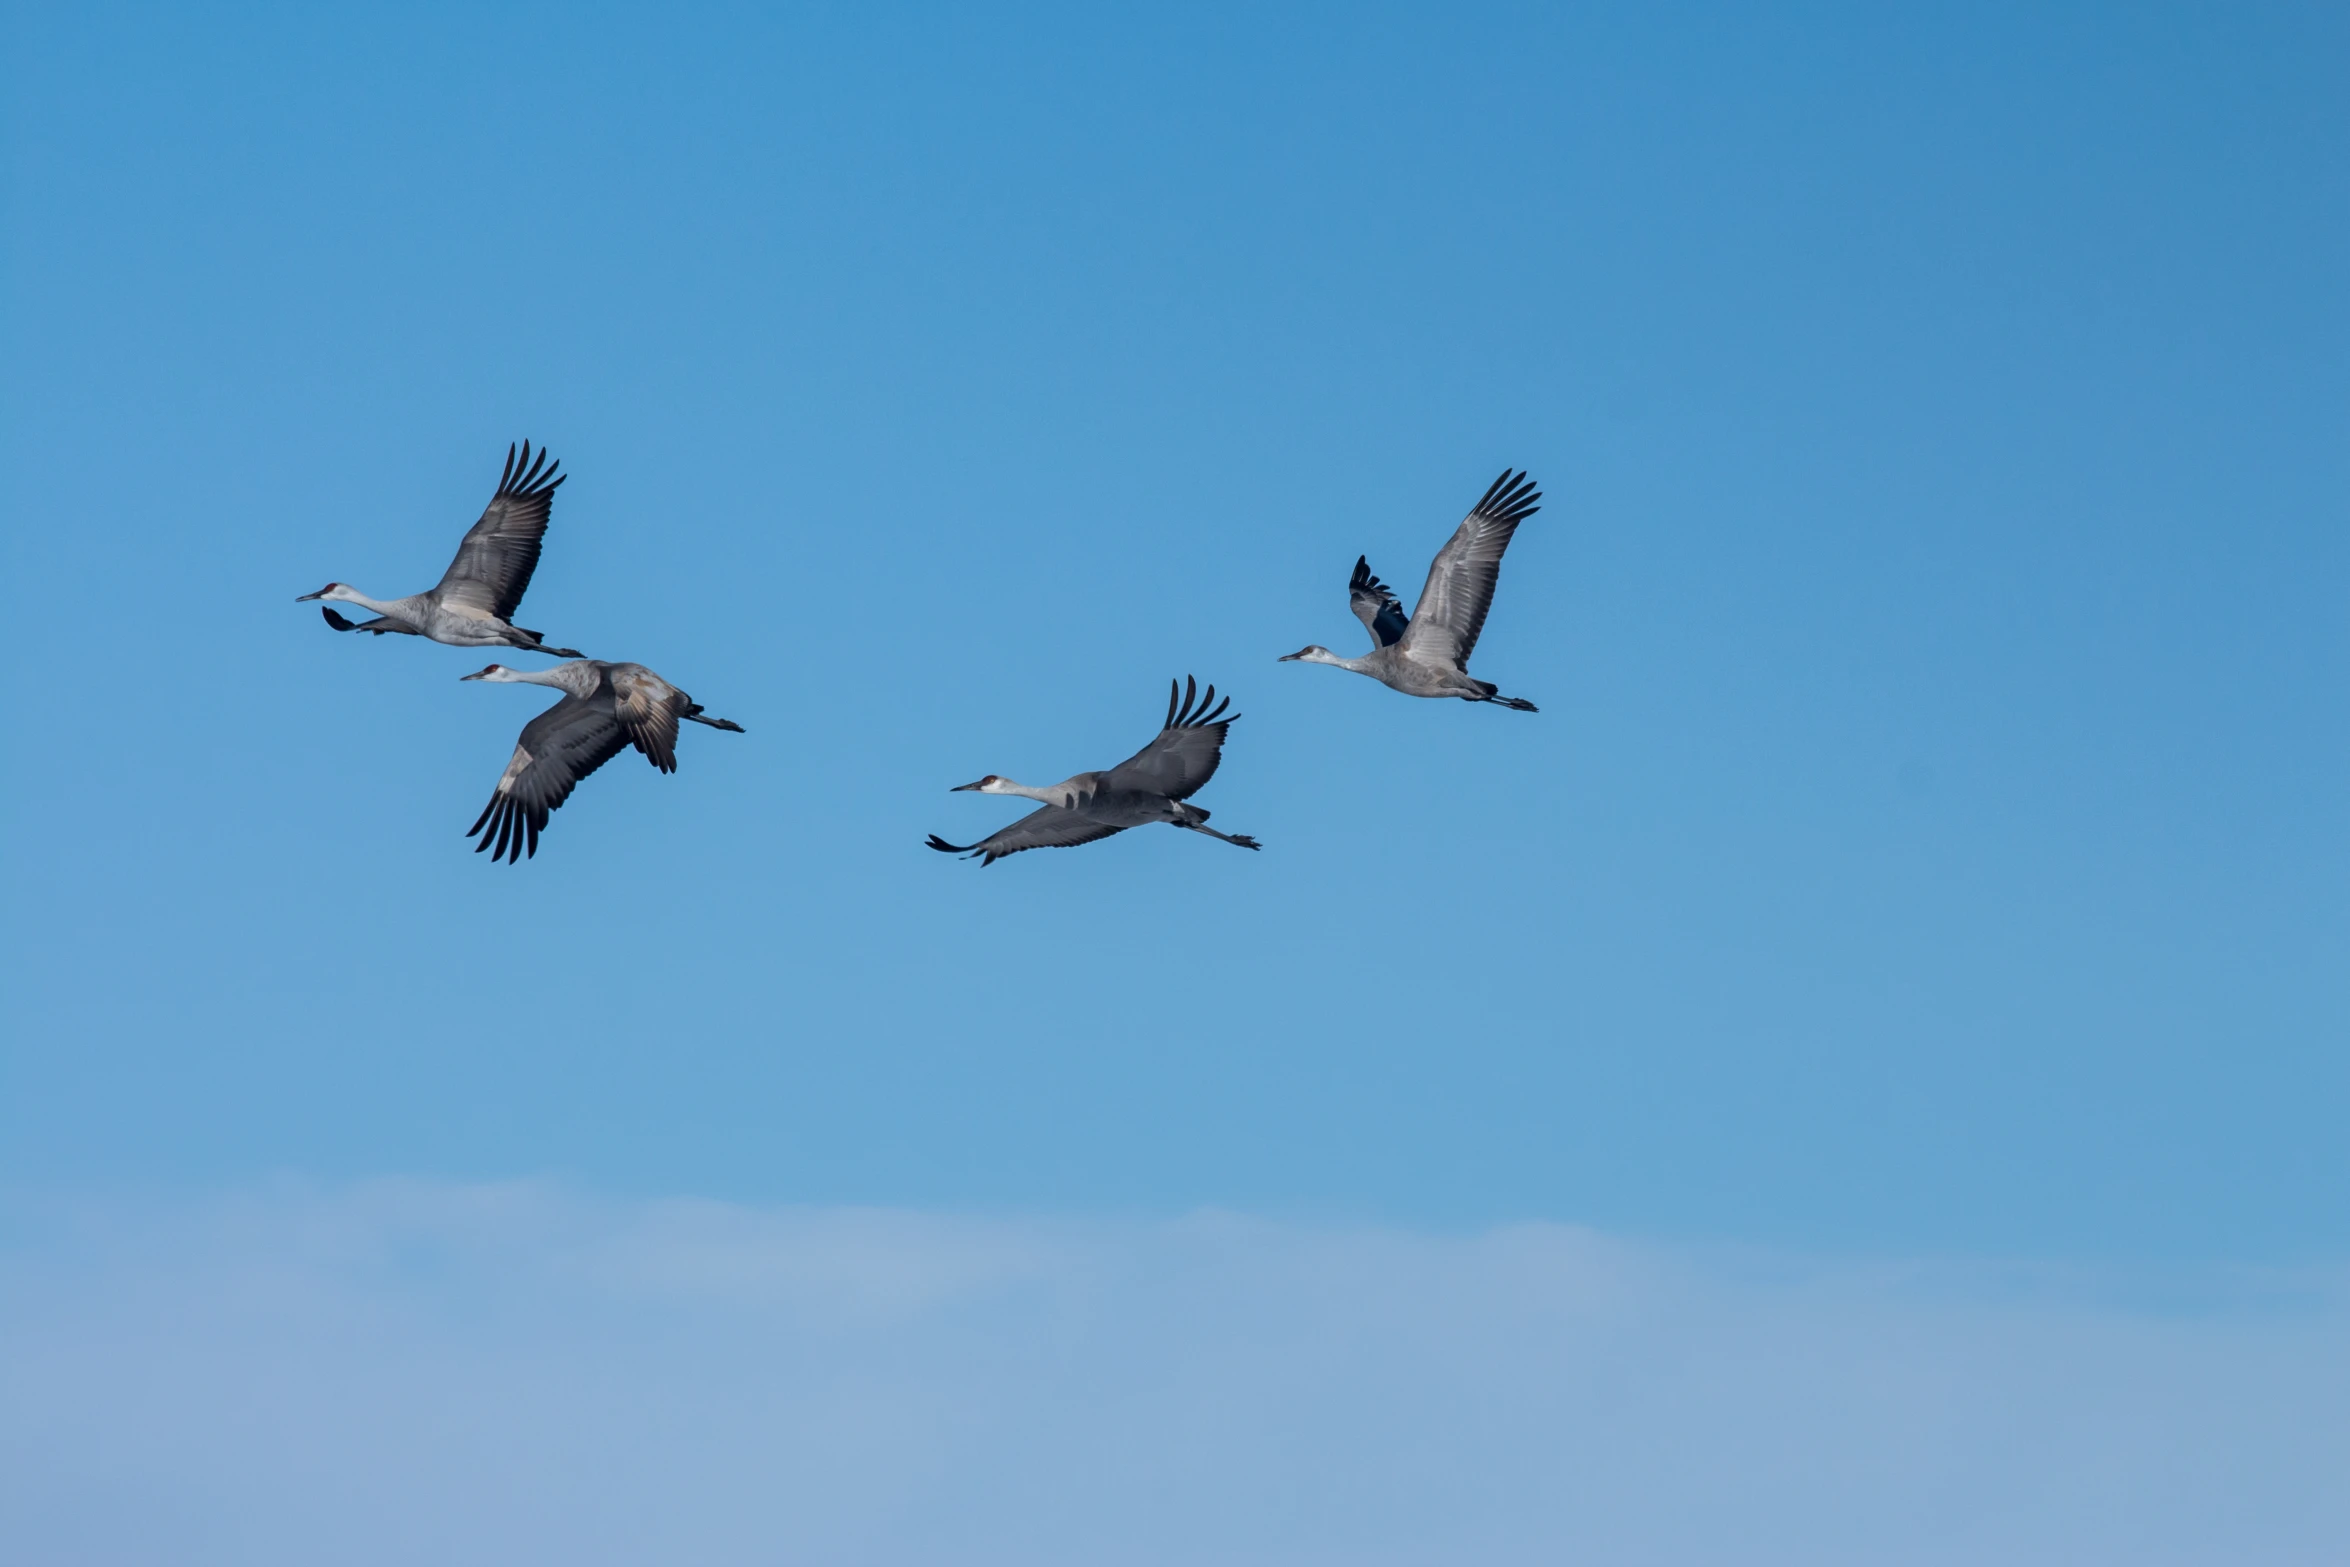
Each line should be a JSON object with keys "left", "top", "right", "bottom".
{"left": 3, "top": 3, "right": 2345, "bottom": 1560}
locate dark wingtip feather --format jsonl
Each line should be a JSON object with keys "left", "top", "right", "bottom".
{"left": 926, "top": 834, "right": 976, "bottom": 855}
{"left": 321, "top": 607, "right": 356, "bottom": 631}
{"left": 1472, "top": 468, "right": 1543, "bottom": 526}
{"left": 471, "top": 800, "right": 504, "bottom": 858}
{"left": 498, "top": 440, "right": 565, "bottom": 500}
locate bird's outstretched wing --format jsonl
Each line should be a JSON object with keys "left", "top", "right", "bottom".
{"left": 435, "top": 442, "right": 565, "bottom": 622}
{"left": 1103, "top": 676, "right": 1237, "bottom": 801}
{"left": 927, "top": 809, "right": 1127, "bottom": 866}
{"left": 467, "top": 692, "right": 628, "bottom": 863}
{"left": 608, "top": 663, "right": 686, "bottom": 774}
{"left": 1349, "top": 557, "right": 1409, "bottom": 649}
{"left": 1397, "top": 469, "right": 1540, "bottom": 671}
{"left": 320, "top": 607, "right": 416, "bottom": 637}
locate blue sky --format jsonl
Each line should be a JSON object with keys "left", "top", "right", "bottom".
{"left": 5, "top": 1183, "right": 2347, "bottom": 1566}
{"left": 2, "top": 2, "right": 2345, "bottom": 1556}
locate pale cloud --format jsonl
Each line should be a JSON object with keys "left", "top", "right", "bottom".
{"left": 2, "top": 1181, "right": 2345, "bottom": 1565}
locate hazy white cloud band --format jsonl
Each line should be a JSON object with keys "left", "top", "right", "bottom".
{"left": 3, "top": 1182, "right": 2344, "bottom": 1565}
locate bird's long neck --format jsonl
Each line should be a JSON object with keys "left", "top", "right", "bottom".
{"left": 995, "top": 776, "right": 1090, "bottom": 808}
{"left": 341, "top": 587, "right": 402, "bottom": 615}
{"left": 505, "top": 664, "right": 592, "bottom": 695}
{"left": 1315, "top": 649, "right": 1377, "bottom": 674}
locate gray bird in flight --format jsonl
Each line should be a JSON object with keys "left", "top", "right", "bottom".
{"left": 929, "top": 677, "right": 1261, "bottom": 866}
{"left": 298, "top": 442, "right": 582, "bottom": 658}
{"left": 461, "top": 660, "right": 743, "bottom": 863}
{"left": 1281, "top": 469, "right": 1542, "bottom": 711}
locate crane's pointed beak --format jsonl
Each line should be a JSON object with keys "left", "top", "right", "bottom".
{"left": 951, "top": 779, "right": 986, "bottom": 791}
{"left": 295, "top": 590, "right": 326, "bottom": 602}
{"left": 1277, "top": 650, "right": 1305, "bottom": 662}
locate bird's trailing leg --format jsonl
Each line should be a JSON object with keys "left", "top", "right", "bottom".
{"left": 683, "top": 710, "right": 746, "bottom": 733}
{"left": 1478, "top": 691, "right": 1539, "bottom": 712}
{"left": 511, "top": 628, "right": 585, "bottom": 658}
{"left": 1178, "top": 822, "right": 1262, "bottom": 851}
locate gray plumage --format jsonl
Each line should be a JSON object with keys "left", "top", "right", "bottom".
{"left": 1281, "top": 469, "right": 1542, "bottom": 711}
{"left": 461, "top": 660, "right": 744, "bottom": 863}
{"left": 297, "top": 442, "right": 583, "bottom": 658}
{"left": 929, "top": 677, "right": 1262, "bottom": 866}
